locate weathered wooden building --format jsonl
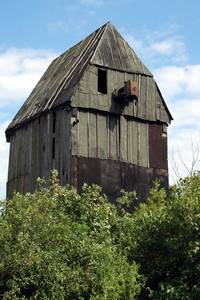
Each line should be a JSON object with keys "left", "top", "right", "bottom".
{"left": 5, "top": 22, "right": 172, "bottom": 200}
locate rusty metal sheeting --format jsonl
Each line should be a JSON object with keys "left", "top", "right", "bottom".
{"left": 149, "top": 123, "right": 168, "bottom": 170}
{"left": 6, "top": 22, "right": 153, "bottom": 136}
{"left": 70, "top": 155, "right": 168, "bottom": 202}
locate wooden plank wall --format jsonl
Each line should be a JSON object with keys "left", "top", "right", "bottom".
{"left": 7, "top": 109, "right": 71, "bottom": 197}
{"left": 71, "top": 109, "right": 149, "bottom": 168}
{"left": 72, "top": 64, "right": 170, "bottom": 124}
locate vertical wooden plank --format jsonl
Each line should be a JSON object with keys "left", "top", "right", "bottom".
{"left": 120, "top": 116, "right": 127, "bottom": 161}
{"left": 109, "top": 69, "right": 119, "bottom": 114}
{"left": 89, "top": 65, "right": 98, "bottom": 108}
{"left": 138, "top": 123, "right": 149, "bottom": 167}
{"left": 116, "top": 71, "right": 125, "bottom": 94}
{"left": 146, "top": 77, "right": 156, "bottom": 120}
{"left": 107, "top": 69, "right": 115, "bottom": 96}
{"left": 131, "top": 120, "right": 139, "bottom": 165}
{"left": 24, "top": 126, "right": 29, "bottom": 175}
{"left": 138, "top": 75, "right": 147, "bottom": 119}
{"left": 15, "top": 130, "right": 19, "bottom": 178}
{"left": 97, "top": 113, "right": 108, "bottom": 159}
{"left": 78, "top": 110, "right": 88, "bottom": 157}
{"left": 109, "top": 115, "right": 117, "bottom": 159}
{"left": 88, "top": 112, "right": 97, "bottom": 158}
{"left": 59, "top": 110, "right": 64, "bottom": 184}
{"left": 31, "top": 119, "right": 37, "bottom": 191}
{"left": 58, "top": 109, "right": 70, "bottom": 185}
{"left": 124, "top": 72, "right": 134, "bottom": 116}
{"left": 116, "top": 116, "right": 120, "bottom": 159}
{"left": 127, "top": 118, "right": 132, "bottom": 162}
{"left": 8, "top": 136, "right": 15, "bottom": 182}
{"left": 56, "top": 110, "right": 63, "bottom": 179}
{"left": 65, "top": 110, "right": 71, "bottom": 184}
{"left": 42, "top": 113, "right": 52, "bottom": 179}
{"left": 71, "top": 111, "right": 78, "bottom": 156}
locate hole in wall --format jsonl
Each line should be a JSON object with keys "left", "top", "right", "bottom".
{"left": 98, "top": 68, "right": 107, "bottom": 94}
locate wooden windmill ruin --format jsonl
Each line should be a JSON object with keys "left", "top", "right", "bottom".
{"left": 5, "top": 22, "right": 173, "bottom": 200}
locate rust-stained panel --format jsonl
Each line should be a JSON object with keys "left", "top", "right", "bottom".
{"left": 149, "top": 123, "right": 168, "bottom": 170}
{"left": 70, "top": 155, "right": 168, "bottom": 202}
{"left": 77, "top": 157, "right": 101, "bottom": 188}
{"left": 101, "top": 159, "right": 121, "bottom": 199}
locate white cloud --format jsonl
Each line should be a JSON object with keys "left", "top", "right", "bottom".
{"left": 0, "top": 120, "right": 10, "bottom": 200}
{"left": 154, "top": 65, "right": 200, "bottom": 99}
{"left": 0, "top": 48, "right": 57, "bottom": 107}
{"left": 150, "top": 39, "right": 186, "bottom": 59}
{"left": 0, "top": 47, "right": 58, "bottom": 199}
{"left": 154, "top": 64, "right": 200, "bottom": 183}
{"left": 168, "top": 128, "right": 200, "bottom": 184}
{"left": 125, "top": 33, "right": 187, "bottom": 65}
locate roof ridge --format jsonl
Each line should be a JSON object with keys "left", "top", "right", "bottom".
{"left": 45, "top": 25, "right": 106, "bottom": 110}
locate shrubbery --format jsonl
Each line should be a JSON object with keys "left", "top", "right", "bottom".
{"left": 1, "top": 170, "right": 200, "bottom": 299}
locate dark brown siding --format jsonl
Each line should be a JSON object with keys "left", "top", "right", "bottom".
{"left": 149, "top": 124, "right": 168, "bottom": 170}
{"left": 70, "top": 155, "right": 168, "bottom": 202}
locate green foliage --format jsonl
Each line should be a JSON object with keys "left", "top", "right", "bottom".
{"left": 2, "top": 170, "right": 200, "bottom": 299}
{"left": 119, "top": 172, "right": 200, "bottom": 299}
{"left": 0, "top": 170, "right": 143, "bottom": 300}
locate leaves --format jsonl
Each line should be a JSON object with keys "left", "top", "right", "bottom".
{"left": 2, "top": 170, "right": 200, "bottom": 299}
{"left": 0, "top": 171, "right": 143, "bottom": 299}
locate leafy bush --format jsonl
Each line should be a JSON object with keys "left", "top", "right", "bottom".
{"left": 1, "top": 170, "right": 200, "bottom": 299}
{"left": 119, "top": 173, "right": 200, "bottom": 299}
{"left": 0, "top": 170, "right": 143, "bottom": 300}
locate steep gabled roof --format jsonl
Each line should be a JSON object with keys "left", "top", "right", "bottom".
{"left": 6, "top": 22, "right": 157, "bottom": 134}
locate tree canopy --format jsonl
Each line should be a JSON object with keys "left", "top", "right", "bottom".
{"left": 1, "top": 170, "right": 200, "bottom": 299}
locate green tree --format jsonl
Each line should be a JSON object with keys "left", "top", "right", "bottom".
{"left": 0, "top": 170, "right": 143, "bottom": 300}
{"left": 119, "top": 173, "right": 200, "bottom": 299}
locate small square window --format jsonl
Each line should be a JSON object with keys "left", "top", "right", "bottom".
{"left": 98, "top": 69, "right": 107, "bottom": 94}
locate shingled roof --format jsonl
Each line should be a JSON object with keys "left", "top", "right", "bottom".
{"left": 6, "top": 22, "right": 155, "bottom": 134}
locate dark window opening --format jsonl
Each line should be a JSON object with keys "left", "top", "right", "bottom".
{"left": 98, "top": 69, "right": 107, "bottom": 94}
{"left": 53, "top": 112, "right": 56, "bottom": 133}
{"left": 52, "top": 137, "right": 55, "bottom": 159}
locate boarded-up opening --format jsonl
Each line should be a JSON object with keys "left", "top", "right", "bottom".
{"left": 98, "top": 68, "right": 107, "bottom": 94}
{"left": 149, "top": 124, "right": 167, "bottom": 169}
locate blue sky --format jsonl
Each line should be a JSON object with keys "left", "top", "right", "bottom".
{"left": 0, "top": 0, "right": 200, "bottom": 199}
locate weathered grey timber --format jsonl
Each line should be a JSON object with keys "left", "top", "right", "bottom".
{"left": 5, "top": 22, "right": 173, "bottom": 201}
